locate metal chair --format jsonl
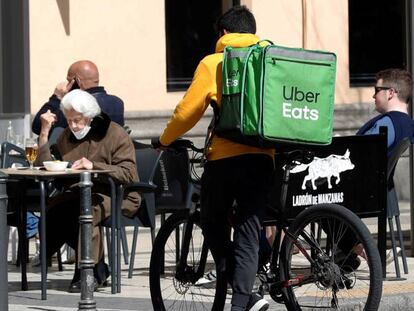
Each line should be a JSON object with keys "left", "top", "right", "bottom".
{"left": 2, "top": 141, "right": 30, "bottom": 289}
{"left": 386, "top": 137, "right": 411, "bottom": 278}
{"left": 117, "top": 144, "right": 200, "bottom": 282}
{"left": 101, "top": 141, "right": 162, "bottom": 293}
{"left": 1, "top": 141, "right": 63, "bottom": 291}
{"left": 153, "top": 147, "right": 193, "bottom": 217}
{"left": 1, "top": 141, "right": 27, "bottom": 168}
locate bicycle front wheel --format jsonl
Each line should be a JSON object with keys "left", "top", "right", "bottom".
{"left": 280, "top": 204, "right": 382, "bottom": 310}
{"left": 150, "top": 210, "right": 226, "bottom": 311}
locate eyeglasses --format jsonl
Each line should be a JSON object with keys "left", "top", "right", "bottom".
{"left": 374, "top": 86, "right": 396, "bottom": 95}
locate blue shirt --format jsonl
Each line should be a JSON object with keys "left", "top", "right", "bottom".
{"left": 362, "top": 116, "right": 395, "bottom": 148}
{"left": 357, "top": 111, "right": 414, "bottom": 156}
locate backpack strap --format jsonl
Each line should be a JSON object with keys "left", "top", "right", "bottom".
{"left": 257, "top": 39, "right": 274, "bottom": 46}
{"left": 202, "top": 100, "right": 220, "bottom": 164}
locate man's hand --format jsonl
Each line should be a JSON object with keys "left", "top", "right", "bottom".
{"left": 71, "top": 157, "right": 93, "bottom": 170}
{"left": 54, "top": 80, "right": 75, "bottom": 99}
{"left": 38, "top": 109, "right": 57, "bottom": 147}
{"left": 151, "top": 137, "right": 168, "bottom": 151}
{"left": 40, "top": 109, "right": 57, "bottom": 134}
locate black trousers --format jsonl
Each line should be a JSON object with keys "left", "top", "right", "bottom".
{"left": 200, "top": 154, "right": 273, "bottom": 309}
{"left": 44, "top": 191, "right": 107, "bottom": 264}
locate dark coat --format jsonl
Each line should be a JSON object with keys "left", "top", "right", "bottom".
{"left": 36, "top": 112, "right": 140, "bottom": 218}
{"left": 31, "top": 86, "right": 125, "bottom": 135}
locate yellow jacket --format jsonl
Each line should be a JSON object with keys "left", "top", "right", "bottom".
{"left": 160, "top": 33, "right": 274, "bottom": 161}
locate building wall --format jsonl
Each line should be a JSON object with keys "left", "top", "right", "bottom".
{"left": 29, "top": 0, "right": 375, "bottom": 116}
{"left": 252, "top": 0, "right": 373, "bottom": 105}
{"left": 28, "top": 0, "right": 183, "bottom": 113}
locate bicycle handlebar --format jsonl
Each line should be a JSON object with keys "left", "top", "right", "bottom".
{"left": 152, "top": 137, "right": 314, "bottom": 166}
{"left": 151, "top": 137, "right": 204, "bottom": 153}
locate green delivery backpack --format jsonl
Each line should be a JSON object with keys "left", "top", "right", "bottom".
{"left": 216, "top": 41, "right": 337, "bottom": 146}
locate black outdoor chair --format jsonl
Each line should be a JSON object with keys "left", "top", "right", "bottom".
{"left": 1, "top": 141, "right": 27, "bottom": 168}
{"left": 386, "top": 137, "right": 411, "bottom": 278}
{"left": 153, "top": 146, "right": 194, "bottom": 217}
{"left": 100, "top": 141, "right": 162, "bottom": 293}
{"left": 116, "top": 142, "right": 201, "bottom": 282}
{"left": 1, "top": 141, "right": 63, "bottom": 291}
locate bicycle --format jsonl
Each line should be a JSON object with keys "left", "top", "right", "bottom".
{"left": 149, "top": 139, "right": 383, "bottom": 311}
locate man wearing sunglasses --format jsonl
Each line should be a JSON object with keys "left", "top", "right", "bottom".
{"left": 357, "top": 68, "right": 414, "bottom": 155}
{"left": 338, "top": 68, "right": 414, "bottom": 270}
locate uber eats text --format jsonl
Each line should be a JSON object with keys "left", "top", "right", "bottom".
{"left": 282, "top": 86, "right": 320, "bottom": 121}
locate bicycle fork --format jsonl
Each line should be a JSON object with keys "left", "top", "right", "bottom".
{"left": 175, "top": 212, "right": 209, "bottom": 284}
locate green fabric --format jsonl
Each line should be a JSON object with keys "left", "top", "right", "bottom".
{"left": 260, "top": 45, "right": 336, "bottom": 144}
{"left": 219, "top": 47, "right": 249, "bottom": 134}
{"left": 216, "top": 42, "right": 337, "bottom": 146}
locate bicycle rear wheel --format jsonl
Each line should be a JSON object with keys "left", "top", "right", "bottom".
{"left": 150, "top": 210, "right": 226, "bottom": 311}
{"left": 280, "top": 204, "right": 382, "bottom": 310}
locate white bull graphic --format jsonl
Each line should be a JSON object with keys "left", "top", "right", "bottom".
{"left": 290, "top": 149, "right": 355, "bottom": 190}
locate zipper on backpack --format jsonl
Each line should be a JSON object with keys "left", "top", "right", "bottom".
{"left": 271, "top": 58, "right": 331, "bottom": 67}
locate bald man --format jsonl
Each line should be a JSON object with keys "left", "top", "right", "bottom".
{"left": 32, "top": 60, "right": 124, "bottom": 135}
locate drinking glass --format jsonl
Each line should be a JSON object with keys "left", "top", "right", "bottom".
{"left": 15, "top": 134, "right": 24, "bottom": 148}
{"left": 25, "top": 138, "right": 38, "bottom": 169}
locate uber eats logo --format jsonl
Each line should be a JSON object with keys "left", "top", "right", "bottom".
{"left": 282, "top": 86, "right": 320, "bottom": 121}
{"left": 226, "top": 69, "right": 240, "bottom": 87}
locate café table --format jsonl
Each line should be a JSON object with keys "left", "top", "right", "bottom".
{"left": 0, "top": 167, "right": 113, "bottom": 311}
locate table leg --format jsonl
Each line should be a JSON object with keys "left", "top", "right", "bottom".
{"left": 108, "top": 178, "right": 117, "bottom": 294}
{"left": 0, "top": 176, "right": 9, "bottom": 311}
{"left": 39, "top": 180, "right": 47, "bottom": 300}
{"left": 19, "top": 186, "right": 28, "bottom": 291}
{"left": 78, "top": 172, "right": 96, "bottom": 311}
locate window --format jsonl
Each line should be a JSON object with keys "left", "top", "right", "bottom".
{"left": 348, "top": 0, "right": 407, "bottom": 86}
{"left": 1, "top": 0, "right": 29, "bottom": 114}
{"left": 165, "top": 0, "right": 222, "bottom": 91}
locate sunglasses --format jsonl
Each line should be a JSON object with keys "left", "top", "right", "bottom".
{"left": 374, "top": 86, "right": 396, "bottom": 95}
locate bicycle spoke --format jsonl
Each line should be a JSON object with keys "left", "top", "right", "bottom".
{"left": 281, "top": 204, "right": 382, "bottom": 310}
{"left": 150, "top": 211, "right": 223, "bottom": 311}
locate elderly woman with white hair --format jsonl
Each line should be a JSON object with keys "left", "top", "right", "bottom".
{"left": 36, "top": 89, "right": 140, "bottom": 292}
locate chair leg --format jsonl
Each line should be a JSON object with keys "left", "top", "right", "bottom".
{"left": 128, "top": 226, "right": 139, "bottom": 279}
{"left": 121, "top": 227, "right": 129, "bottom": 265}
{"left": 395, "top": 215, "right": 409, "bottom": 274}
{"left": 388, "top": 217, "right": 401, "bottom": 278}
{"left": 9, "top": 227, "right": 18, "bottom": 264}
{"left": 56, "top": 249, "right": 63, "bottom": 271}
{"left": 151, "top": 228, "right": 155, "bottom": 246}
{"left": 161, "top": 213, "right": 166, "bottom": 226}
{"left": 117, "top": 227, "right": 121, "bottom": 293}
{"left": 17, "top": 225, "right": 28, "bottom": 290}
{"left": 110, "top": 226, "right": 117, "bottom": 294}
{"left": 105, "top": 227, "right": 112, "bottom": 268}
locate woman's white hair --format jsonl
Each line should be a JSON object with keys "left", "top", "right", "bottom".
{"left": 60, "top": 89, "right": 101, "bottom": 118}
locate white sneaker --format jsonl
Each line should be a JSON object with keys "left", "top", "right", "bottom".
{"left": 61, "top": 244, "right": 76, "bottom": 264}
{"left": 195, "top": 270, "right": 217, "bottom": 287}
{"left": 247, "top": 293, "right": 269, "bottom": 311}
{"left": 386, "top": 247, "right": 402, "bottom": 266}
{"left": 31, "top": 252, "right": 40, "bottom": 267}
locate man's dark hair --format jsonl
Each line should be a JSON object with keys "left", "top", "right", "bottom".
{"left": 217, "top": 5, "right": 256, "bottom": 35}
{"left": 376, "top": 68, "right": 413, "bottom": 103}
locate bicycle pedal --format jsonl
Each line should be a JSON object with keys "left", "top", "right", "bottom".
{"left": 343, "top": 275, "right": 355, "bottom": 289}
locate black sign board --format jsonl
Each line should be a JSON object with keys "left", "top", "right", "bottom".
{"left": 269, "top": 133, "right": 388, "bottom": 220}
{"left": 267, "top": 132, "right": 388, "bottom": 276}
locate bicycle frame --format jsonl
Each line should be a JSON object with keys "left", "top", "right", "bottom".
{"left": 150, "top": 140, "right": 382, "bottom": 311}
{"left": 175, "top": 207, "right": 210, "bottom": 284}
